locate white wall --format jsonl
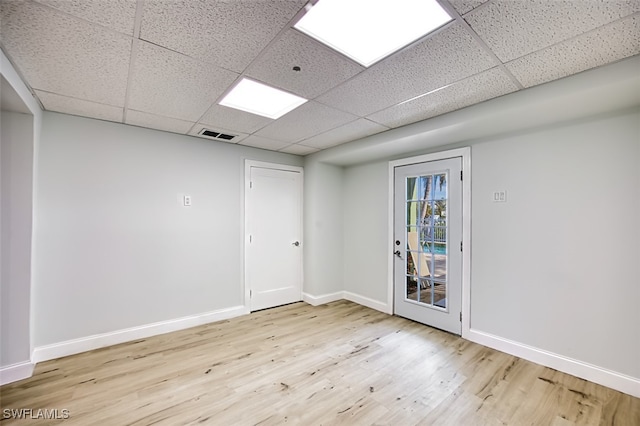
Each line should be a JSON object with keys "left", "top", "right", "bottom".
{"left": 470, "top": 109, "right": 639, "bottom": 379}
{"left": 1, "top": 112, "right": 34, "bottom": 367}
{"left": 343, "top": 162, "right": 388, "bottom": 302}
{"left": 32, "top": 112, "right": 302, "bottom": 348}
{"left": 0, "top": 49, "right": 42, "bottom": 385}
{"left": 302, "top": 160, "right": 344, "bottom": 298}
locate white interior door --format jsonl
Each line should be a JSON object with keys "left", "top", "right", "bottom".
{"left": 393, "top": 158, "right": 462, "bottom": 334}
{"left": 246, "top": 163, "right": 303, "bottom": 311}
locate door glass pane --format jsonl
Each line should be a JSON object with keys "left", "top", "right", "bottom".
{"left": 406, "top": 251, "right": 416, "bottom": 276}
{"left": 434, "top": 251, "right": 447, "bottom": 281}
{"left": 406, "top": 177, "right": 417, "bottom": 200}
{"left": 433, "top": 282, "right": 446, "bottom": 308}
{"left": 405, "top": 173, "right": 448, "bottom": 309}
{"left": 407, "top": 227, "right": 419, "bottom": 251}
{"left": 420, "top": 201, "right": 434, "bottom": 227}
{"left": 416, "top": 251, "right": 431, "bottom": 278}
{"left": 406, "top": 202, "right": 421, "bottom": 225}
{"left": 418, "top": 175, "right": 431, "bottom": 201}
{"left": 421, "top": 227, "right": 435, "bottom": 246}
{"left": 435, "top": 200, "right": 446, "bottom": 220}
{"left": 433, "top": 174, "right": 447, "bottom": 200}
{"left": 433, "top": 226, "right": 446, "bottom": 243}
{"left": 406, "top": 276, "right": 418, "bottom": 301}
{"left": 419, "top": 278, "right": 432, "bottom": 305}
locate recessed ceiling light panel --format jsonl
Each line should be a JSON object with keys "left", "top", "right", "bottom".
{"left": 219, "top": 78, "right": 308, "bottom": 119}
{"left": 294, "top": 0, "right": 452, "bottom": 67}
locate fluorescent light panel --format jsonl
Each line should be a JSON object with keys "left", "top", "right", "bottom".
{"left": 294, "top": 0, "right": 452, "bottom": 67}
{"left": 219, "top": 78, "right": 307, "bottom": 119}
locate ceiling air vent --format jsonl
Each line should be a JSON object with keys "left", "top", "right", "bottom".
{"left": 198, "top": 128, "right": 237, "bottom": 141}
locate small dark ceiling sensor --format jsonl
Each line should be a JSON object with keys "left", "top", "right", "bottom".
{"left": 292, "top": 66, "right": 301, "bottom": 72}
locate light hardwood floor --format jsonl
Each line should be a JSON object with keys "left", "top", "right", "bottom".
{"left": 1, "top": 301, "right": 638, "bottom": 425}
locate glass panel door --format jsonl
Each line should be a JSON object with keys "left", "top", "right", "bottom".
{"left": 394, "top": 157, "right": 462, "bottom": 335}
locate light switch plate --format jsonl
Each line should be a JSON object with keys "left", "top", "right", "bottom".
{"left": 183, "top": 195, "right": 192, "bottom": 206}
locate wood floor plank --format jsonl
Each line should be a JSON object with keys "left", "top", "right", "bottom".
{"left": 1, "top": 301, "right": 637, "bottom": 425}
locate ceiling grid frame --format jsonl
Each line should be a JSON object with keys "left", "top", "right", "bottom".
{"left": 122, "top": 0, "right": 145, "bottom": 123}
{"left": 437, "top": 0, "right": 525, "bottom": 90}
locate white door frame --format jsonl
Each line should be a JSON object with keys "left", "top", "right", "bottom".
{"left": 243, "top": 160, "right": 304, "bottom": 311}
{"left": 388, "top": 147, "right": 471, "bottom": 338}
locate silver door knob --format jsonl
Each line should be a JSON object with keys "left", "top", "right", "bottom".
{"left": 292, "top": 241, "right": 300, "bottom": 247}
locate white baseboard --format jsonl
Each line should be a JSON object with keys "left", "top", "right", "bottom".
{"left": 32, "top": 305, "right": 249, "bottom": 364}
{"left": 303, "top": 291, "right": 390, "bottom": 314}
{"left": 11, "top": 298, "right": 638, "bottom": 399}
{"left": 0, "top": 361, "right": 35, "bottom": 386}
{"left": 343, "top": 291, "right": 389, "bottom": 314}
{"left": 466, "top": 328, "right": 640, "bottom": 398}
{"left": 302, "top": 291, "right": 344, "bottom": 306}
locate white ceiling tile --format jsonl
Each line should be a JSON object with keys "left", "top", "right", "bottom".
{"left": 128, "top": 41, "right": 238, "bottom": 122}
{"left": 368, "top": 67, "right": 518, "bottom": 128}
{"left": 140, "top": 0, "right": 307, "bottom": 73}
{"left": 316, "top": 22, "right": 497, "bottom": 117}
{"left": 246, "top": 30, "right": 364, "bottom": 99}
{"left": 1, "top": 1, "right": 131, "bottom": 106}
{"left": 35, "top": 90, "right": 123, "bottom": 123}
{"left": 188, "top": 124, "right": 248, "bottom": 145}
{"left": 466, "top": 0, "right": 640, "bottom": 62}
{"left": 125, "top": 110, "right": 194, "bottom": 134}
{"left": 506, "top": 15, "right": 640, "bottom": 88}
{"left": 239, "top": 136, "right": 291, "bottom": 151}
{"left": 279, "top": 144, "right": 320, "bottom": 156}
{"left": 447, "top": 0, "right": 490, "bottom": 15}
{"left": 300, "top": 119, "right": 389, "bottom": 149}
{"left": 199, "top": 104, "right": 272, "bottom": 134}
{"left": 35, "top": 0, "right": 136, "bottom": 35}
{"left": 255, "top": 101, "right": 358, "bottom": 143}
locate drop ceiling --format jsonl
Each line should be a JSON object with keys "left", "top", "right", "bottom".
{"left": 1, "top": 0, "right": 638, "bottom": 155}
